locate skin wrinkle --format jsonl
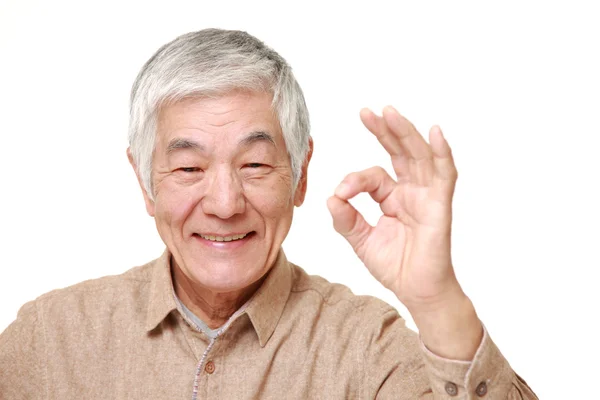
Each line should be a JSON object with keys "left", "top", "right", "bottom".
{"left": 129, "top": 91, "right": 313, "bottom": 329}
{"left": 173, "top": 267, "right": 266, "bottom": 321}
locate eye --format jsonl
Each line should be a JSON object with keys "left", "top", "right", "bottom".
{"left": 179, "top": 167, "right": 201, "bottom": 173}
{"left": 246, "top": 163, "right": 265, "bottom": 168}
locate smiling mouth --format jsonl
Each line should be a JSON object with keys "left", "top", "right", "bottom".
{"left": 194, "top": 232, "right": 255, "bottom": 242}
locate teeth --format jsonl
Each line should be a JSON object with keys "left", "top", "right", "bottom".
{"left": 199, "top": 233, "right": 249, "bottom": 242}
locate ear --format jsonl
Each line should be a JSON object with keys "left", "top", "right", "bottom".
{"left": 293, "top": 137, "right": 314, "bottom": 207}
{"left": 127, "top": 147, "right": 155, "bottom": 217}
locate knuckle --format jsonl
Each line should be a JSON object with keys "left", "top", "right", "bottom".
{"left": 450, "top": 167, "right": 459, "bottom": 180}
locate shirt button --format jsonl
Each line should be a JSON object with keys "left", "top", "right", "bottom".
{"left": 445, "top": 382, "right": 458, "bottom": 396}
{"left": 476, "top": 381, "right": 488, "bottom": 397}
{"left": 205, "top": 361, "right": 215, "bottom": 374}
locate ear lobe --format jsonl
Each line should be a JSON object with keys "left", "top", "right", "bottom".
{"left": 293, "top": 137, "right": 314, "bottom": 207}
{"left": 127, "top": 147, "right": 156, "bottom": 217}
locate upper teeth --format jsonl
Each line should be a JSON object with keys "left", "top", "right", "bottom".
{"left": 199, "top": 233, "right": 249, "bottom": 242}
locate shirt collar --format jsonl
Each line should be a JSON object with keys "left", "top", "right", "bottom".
{"left": 145, "top": 249, "right": 178, "bottom": 332}
{"left": 144, "top": 247, "right": 293, "bottom": 347}
{"left": 245, "top": 250, "right": 293, "bottom": 347}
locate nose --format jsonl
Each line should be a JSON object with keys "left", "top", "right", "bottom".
{"left": 201, "top": 167, "right": 245, "bottom": 219}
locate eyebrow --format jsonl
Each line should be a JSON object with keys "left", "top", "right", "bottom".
{"left": 238, "top": 131, "right": 276, "bottom": 148}
{"left": 165, "top": 131, "right": 276, "bottom": 156}
{"left": 166, "top": 138, "right": 205, "bottom": 154}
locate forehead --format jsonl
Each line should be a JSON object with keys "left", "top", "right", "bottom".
{"left": 156, "top": 91, "right": 282, "bottom": 147}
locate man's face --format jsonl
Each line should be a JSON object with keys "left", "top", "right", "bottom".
{"left": 133, "top": 91, "right": 310, "bottom": 294}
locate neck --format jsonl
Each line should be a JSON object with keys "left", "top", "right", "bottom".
{"left": 171, "top": 261, "right": 265, "bottom": 329}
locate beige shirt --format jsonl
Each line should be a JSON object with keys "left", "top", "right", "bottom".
{"left": 0, "top": 250, "right": 537, "bottom": 399}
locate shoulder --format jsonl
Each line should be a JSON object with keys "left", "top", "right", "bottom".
{"left": 285, "top": 261, "right": 420, "bottom": 367}
{"left": 38, "top": 259, "right": 153, "bottom": 299}
{"left": 288, "top": 261, "right": 403, "bottom": 325}
{"left": 23, "top": 257, "right": 159, "bottom": 325}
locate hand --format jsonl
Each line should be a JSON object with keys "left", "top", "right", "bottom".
{"left": 327, "top": 106, "right": 460, "bottom": 310}
{"left": 327, "top": 106, "right": 482, "bottom": 359}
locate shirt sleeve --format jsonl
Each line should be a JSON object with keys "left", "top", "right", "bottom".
{"left": 419, "top": 326, "right": 538, "bottom": 399}
{"left": 361, "top": 306, "right": 538, "bottom": 399}
{"left": 0, "top": 300, "right": 47, "bottom": 399}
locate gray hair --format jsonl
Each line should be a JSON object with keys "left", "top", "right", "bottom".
{"left": 128, "top": 29, "right": 311, "bottom": 200}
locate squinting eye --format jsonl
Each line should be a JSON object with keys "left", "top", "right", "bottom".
{"left": 180, "top": 167, "right": 201, "bottom": 173}
{"left": 246, "top": 163, "right": 264, "bottom": 168}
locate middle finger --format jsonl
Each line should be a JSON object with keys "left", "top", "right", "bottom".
{"left": 382, "top": 106, "right": 433, "bottom": 162}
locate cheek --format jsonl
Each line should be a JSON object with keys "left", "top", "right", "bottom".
{"left": 154, "top": 184, "right": 201, "bottom": 230}
{"left": 243, "top": 180, "right": 294, "bottom": 220}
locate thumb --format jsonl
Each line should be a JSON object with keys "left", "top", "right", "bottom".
{"left": 326, "top": 195, "right": 372, "bottom": 254}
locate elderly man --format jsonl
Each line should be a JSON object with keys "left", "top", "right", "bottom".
{"left": 0, "top": 29, "right": 537, "bottom": 399}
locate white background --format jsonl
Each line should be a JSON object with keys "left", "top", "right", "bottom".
{"left": 1, "top": 1, "right": 599, "bottom": 398}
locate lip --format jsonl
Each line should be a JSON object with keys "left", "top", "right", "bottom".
{"left": 192, "top": 231, "right": 255, "bottom": 250}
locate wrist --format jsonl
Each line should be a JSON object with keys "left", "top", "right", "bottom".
{"left": 409, "top": 292, "right": 483, "bottom": 361}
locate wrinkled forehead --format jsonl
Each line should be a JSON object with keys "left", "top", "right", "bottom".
{"left": 155, "top": 91, "right": 285, "bottom": 151}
